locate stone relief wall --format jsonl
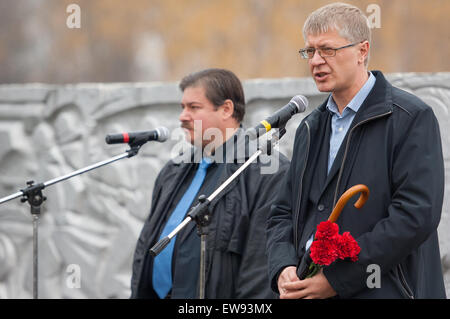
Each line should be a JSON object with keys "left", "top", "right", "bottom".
{"left": 0, "top": 73, "right": 449, "bottom": 298}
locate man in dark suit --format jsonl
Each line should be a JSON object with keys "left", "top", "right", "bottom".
{"left": 266, "top": 3, "right": 446, "bottom": 298}
{"left": 131, "top": 68, "right": 289, "bottom": 298}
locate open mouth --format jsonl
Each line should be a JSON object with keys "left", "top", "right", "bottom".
{"left": 314, "top": 72, "right": 329, "bottom": 81}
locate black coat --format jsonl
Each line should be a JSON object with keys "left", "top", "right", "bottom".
{"left": 131, "top": 129, "right": 290, "bottom": 298}
{"left": 266, "top": 71, "right": 446, "bottom": 298}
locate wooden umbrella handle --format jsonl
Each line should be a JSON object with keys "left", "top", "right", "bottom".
{"left": 328, "top": 184, "right": 370, "bottom": 223}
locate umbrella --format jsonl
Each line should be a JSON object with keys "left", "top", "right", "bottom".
{"left": 297, "top": 184, "right": 369, "bottom": 280}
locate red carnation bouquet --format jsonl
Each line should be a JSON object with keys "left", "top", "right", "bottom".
{"left": 301, "top": 221, "right": 360, "bottom": 278}
{"left": 297, "top": 184, "right": 369, "bottom": 280}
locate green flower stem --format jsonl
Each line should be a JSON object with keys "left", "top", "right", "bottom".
{"left": 306, "top": 262, "right": 321, "bottom": 278}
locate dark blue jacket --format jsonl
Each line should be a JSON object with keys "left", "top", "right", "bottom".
{"left": 266, "top": 71, "right": 446, "bottom": 298}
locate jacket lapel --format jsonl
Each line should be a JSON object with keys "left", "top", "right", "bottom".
{"left": 145, "top": 161, "right": 195, "bottom": 250}
{"left": 321, "top": 70, "right": 394, "bottom": 203}
{"left": 294, "top": 106, "right": 328, "bottom": 241}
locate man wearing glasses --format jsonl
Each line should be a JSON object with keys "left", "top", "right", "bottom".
{"left": 266, "top": 2, "right": 446, "bottom": 298}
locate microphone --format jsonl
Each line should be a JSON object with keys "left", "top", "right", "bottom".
{"left": 105, "top": 127, "right": 170, "bottom": 144}
{"left": 247, "top": 95, "right": 308, "bottom": 139}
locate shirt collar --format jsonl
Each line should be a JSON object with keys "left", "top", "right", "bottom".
{"left": 326, "top": 71, "right": 376, "bottom": 117}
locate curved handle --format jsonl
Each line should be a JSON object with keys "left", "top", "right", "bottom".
{"left": 328, "top": 184, "right": 369, "bottom": 223}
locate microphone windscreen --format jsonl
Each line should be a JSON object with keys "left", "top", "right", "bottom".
{"left": 290, "top": 95, "right": 308, "bottom": 113}
{"left": 156, "top": 127, "right": 170, "bottom": 142}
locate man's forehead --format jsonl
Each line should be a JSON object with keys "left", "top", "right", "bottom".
{"left": 181, "top": 85, "right": 207, "bottom": 103}
{"left": 305, "top": 29, "right": 345, "bottom": 46}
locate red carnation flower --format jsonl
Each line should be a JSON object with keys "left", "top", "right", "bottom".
{"left": 315, "top": 220, "right": 340, "bottom": 240}
{"left": 337, "top": 232, "right": 361, "bottom": 262}
{"left": 310, "top": 238, "right": 338, "bottom": 266}
{"left": 301, "top": 221, "right": 362, "bottom": 279}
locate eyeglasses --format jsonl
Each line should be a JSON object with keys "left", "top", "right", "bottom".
{"left": 299, "top": 41, "right": 362, "bottom": 59}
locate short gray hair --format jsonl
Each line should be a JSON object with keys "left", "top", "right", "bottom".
{"left": 303, "top": 2, "right": 371, "bottom": 66}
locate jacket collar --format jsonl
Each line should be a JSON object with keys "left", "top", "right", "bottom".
{"left": 313, "top": 70, "right": 393, "bottom": 124}
{"left": 300, "top": 70, "right": 394, "bottom": 201}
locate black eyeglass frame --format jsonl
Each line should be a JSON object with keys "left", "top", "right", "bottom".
{"left": 299, "top": 41, "right": 365, "bottom": 59}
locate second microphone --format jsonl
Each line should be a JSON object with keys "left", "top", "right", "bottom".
{"left": 105, "top": 127, "right": 170, "bottom": 144}
{"left": 246, "top": 95, "right": 308, "bottom": 140}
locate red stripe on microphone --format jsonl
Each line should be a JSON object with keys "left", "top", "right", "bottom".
{"left": 123, "top": 133, "right": 129, "bottom": 143}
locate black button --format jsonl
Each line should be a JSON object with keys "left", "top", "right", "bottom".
{"left": 317, "top": 204, "right": 325, "bottom": 211}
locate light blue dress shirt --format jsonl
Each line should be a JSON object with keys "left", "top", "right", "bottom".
{"left": 305, "top": 72, "right": 376, "bottom": 252}
{"left": 326, "top": 72, "right": 376, "bottom": 173}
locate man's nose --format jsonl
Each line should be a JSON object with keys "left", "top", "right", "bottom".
{"left": 179, "top": 107, "right": 191, "bottom": 122}
{"left": 310, "top": 49, "right": 326, "bottom": 66}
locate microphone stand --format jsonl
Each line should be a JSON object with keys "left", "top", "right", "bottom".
{"left": 149, "top": 128, "right": 286, "bottom": 299}
{"left": 0, "top": 137, "right": 150, "bottom": 299}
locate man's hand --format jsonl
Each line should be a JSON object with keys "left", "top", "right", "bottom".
{"left": 277, "top": 266, "right": 299, "bottom": 296}
{"left": 278, "top": 267, "right": 337, "bottom": 299}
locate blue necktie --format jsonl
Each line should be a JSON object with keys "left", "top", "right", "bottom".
{"left": 152, "top": 157, "right": 212, "bottom": 298}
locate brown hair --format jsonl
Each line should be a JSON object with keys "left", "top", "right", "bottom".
{"left": 179, "top": 68, "right": 246, "bottom": 123}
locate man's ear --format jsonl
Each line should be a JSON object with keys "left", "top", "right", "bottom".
{"left": 221, "top": 99, "right": 235, "bottom": 120}
{"left": 359, "top": 40, "right": 370, "bottom": 65}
